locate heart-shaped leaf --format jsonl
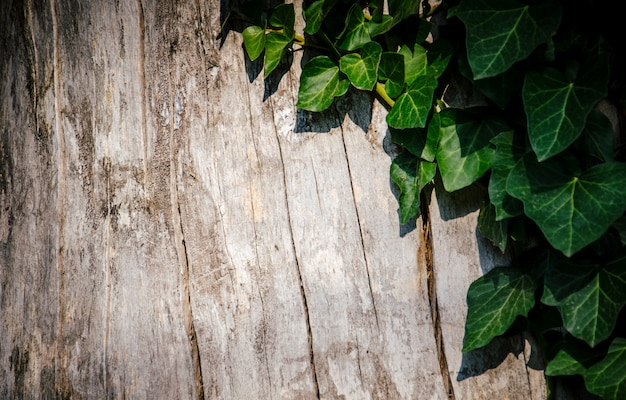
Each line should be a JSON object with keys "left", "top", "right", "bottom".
{"left": 584, "top": 337, "right": 626, "bottom": 399}
{"left": 303, "top": 0, "right": 325, "bottom": 35}
{"left": 296, "top": 56, "right": 349, "bottom": 112}
{"left": 390, "top": 153, "right": 436, "bottom": 224}
{"left": 463, "top": 267, "right": 536, "bottom": 352}
{"left": 264, "top": 32, "right": 292, "bottom": 78}
{"left": 449, "top": 0, "right": 562, "bottom": 79}
{"left": 339, "top": 41, "right": 382, "bottom": 91}
{"left": 506, "top": 153, "right": 626, "bottom": 256}
{"left": 269, "top": 3, "right": 295, "bottom": 36}
{"left": 542, "top": 253, "right": 626, "bottom": 347}
{"left": 336, "top": 3, "right": 370, "bottom": 51}
{"left": 379, "top": 52, "right": 405, "bottom": 99}
{"left": 436, "top": 109, "right": 507, "bottom": 192}
{"left": 523, "top": 59, "right": 609, "bottom": 161}
{"left": 242, "top": 25, "right": 266, "bottom": 61}
{"left": 386, "top": 75, "right": 437, "bottom": 129}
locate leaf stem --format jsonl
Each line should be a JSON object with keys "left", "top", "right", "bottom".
{"left": 375, "top": 82, "right": 395, "bottom": 108}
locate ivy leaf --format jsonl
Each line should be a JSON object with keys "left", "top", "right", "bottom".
{"left": 386, "top": 75, "right": 437, "bottom": 129}
{"left": 264, "top": 32, "right": 292, "bottom": 78}
{"left": 390, "top": 111, "right": 440, "bottom": 162}
{"left": 546, "top": 338, "right": 604, "bottom": 377}
{"left": 488, "top": 130, "right": 524, "bottom": 220}
{"left": 398, "top": 44, "right": 428, "bottom": 87}
{"left": 448, "top": 0, "right": 562, "bottom": 79}
{"left": 379, "top": 52, "right": 405, "bottom": 99}
{"left": 336, "top": 3, "right": 370, "bottom": 51}
{"left": 523, "top": 59, "right": 609, "bottom": 161}
{"left": 580, "top": 109, "right": 615, "bottom": 162}
{"left": 390, "top": 153, "right": 436, "bottom": 224}
{"left": 303, "top": 0, "right": 325, "bottom": 35}
{"left": 542, "top": 254, "right": 626, "bottom": 347}
{"left": 584, "top": 337, "right": 626, "bottom": 399}
{"left": 242, "top": 25, "right": 266, "bottom": 61}
{"left": 296, "top": 56, "right": 349, "bottom": 112}
{"left": 463, "top": 267, "right": 536, "bottom": 352}
{"left": 269, "top": 3, "right": 295, "bottom": 36}
{"left": 339, "top": 41, "right": 382, "bottom": 91}
{"left": 436, "top": 109, "right": 507, "bottom": 192}
{"left": 506, "top": 153, "right": 626, "bottom": 256}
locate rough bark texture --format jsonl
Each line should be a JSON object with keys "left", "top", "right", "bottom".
{"left": 1, "top": 0, "right": 546, "bottom": 398}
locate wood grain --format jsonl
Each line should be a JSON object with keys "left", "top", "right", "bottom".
{"left": 0, "top": 0, "right": 550, "bottom": 398}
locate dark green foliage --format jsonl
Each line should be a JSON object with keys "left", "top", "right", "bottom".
{"left": 237, "top": 1, "right": 626, "bottom": 398}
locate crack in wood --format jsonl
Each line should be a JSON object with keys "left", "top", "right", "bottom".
{"left": 338, "top": 122, "right": 380, "bottom": 331}
{"left": 166, "top": 49, "right": 205, "bottom": 400}
{"left": 420, "top": 196, "right": 456, "bottom": 400}
{"left": 137, "top": 0, "right": 148, "bottom": 200}
{"left": 50, "top": 0, "right": 69, "bottom": 394}
{"left": 270, "top": 97, "right": 321, "bottom": 398}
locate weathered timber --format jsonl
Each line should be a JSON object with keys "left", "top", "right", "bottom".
{"left": 0, "top": 0, "right": 548, "bottom": 398}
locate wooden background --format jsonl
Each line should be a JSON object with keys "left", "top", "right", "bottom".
{"left": 0, "top": 0, "right": 547, "bottom": 398}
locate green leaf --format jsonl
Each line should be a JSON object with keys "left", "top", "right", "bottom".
{"left": 390, "top": 111, "right": 440, "bottom": 162}
{"left": 386, "top": 75, "right": 437, "bottom": 129}
{"left": 378, "top": 52, "right": 405, "bottom": 99}
{"left": 296, "top": 56, "right": 349, "bottom": 112}
{"left": 463, "top": 267, "right": 536, "bottom": 352}
{"left": 242, "top": 25, "right": 266, "bottom": 61}
{"left": 339, "top": 41, "right": 382, "bottom": 91}
{"left": 269, "top": 3, "right": 295, "bottom": 36}
{"left": 436, "top": 109, "right": 506, "bottom": 192}
{"left": 449, "top": 0, "right": 562, "bottom": 79}
{"left": 398, "top": 44, "right": 428, "bottom": 87}
{"left": 546, "top": 338, "right": 604, "bottom": 377}
{"left": 303, "top": 0, "right": 325, "bottom": 35}
{"left": 390, "top": 153, "right": 436, "bottom": 224}
{"left": 523, "top": 60, "right": 609, "bottom": 161}
{"left": 506, "top": 153, "right": 626, "bottom": 256}
{"left": 336, "top": 3, "right": 370, "bottom": 51}
{"left": 264, "top": 32, "right": 292, "bottom": 78}
{"left": 585, "top": 337, "right": 626, "bottom": 399}
{"left": 488, "top": 130, "right": 524, "bottom": 220}
{"left": 542, "top": 254, "right": 626, "bottom": 347}
{"left": 580, "top": 109, "right": 615, "bottom": 162}
{"left": 478, "top": 201, "right": 510, "bottom": 252}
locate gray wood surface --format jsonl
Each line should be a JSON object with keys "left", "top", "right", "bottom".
{"left": 0, "top": 0, "right": 547, "bottom": 398}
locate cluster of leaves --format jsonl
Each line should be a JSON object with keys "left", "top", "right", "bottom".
{"left": 236, "top": 0, "right": 626, "bottom": 398}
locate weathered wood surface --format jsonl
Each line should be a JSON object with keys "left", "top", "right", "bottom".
{"left": 1, "top": 0, "right": 546, "bottom": 398}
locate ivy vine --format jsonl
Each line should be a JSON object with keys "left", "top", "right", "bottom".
{"left": 232, "top": 0, "right": 626, "bottom": 398}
